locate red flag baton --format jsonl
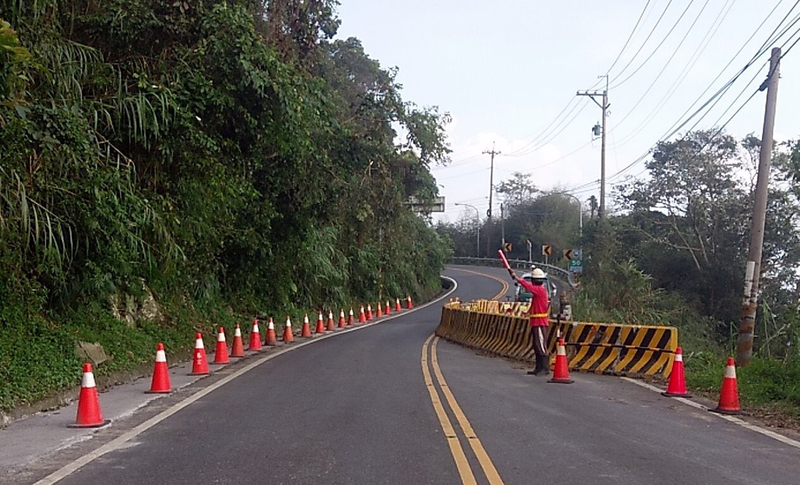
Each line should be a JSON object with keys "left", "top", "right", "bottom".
{"left": 497, "top": 250, "right": 511, "bottom": 271}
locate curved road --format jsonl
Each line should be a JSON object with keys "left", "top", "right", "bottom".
{"left": 17, "top": 266, "right": 800, "bottom": 484}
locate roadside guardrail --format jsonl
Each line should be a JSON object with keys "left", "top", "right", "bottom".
{"left": 437, "top": 300, "right": 677, "bottom": 377}
{"left": 449, "top": 257, "right": 577, "bottom": 288}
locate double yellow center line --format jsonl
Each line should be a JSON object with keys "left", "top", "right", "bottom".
{"left": 422, "top": 335, "right": 504, "bottom": 484}
{"left": 422, "top": 267, "right": 507, "bottom": 484}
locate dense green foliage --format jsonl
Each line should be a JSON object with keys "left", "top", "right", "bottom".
{"left": 0, "top": 1, "right": 451, "bottom": 411}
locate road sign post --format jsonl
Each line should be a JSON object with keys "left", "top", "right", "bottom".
{"left": 542, "top": 244, "right": 552, "bottom": 265}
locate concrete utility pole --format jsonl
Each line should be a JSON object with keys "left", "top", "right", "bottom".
{"left": 737, "top": 47, "right": 781, "bottom": 367}
{"left": 577, "top": 76, "right": 609, "bottom": 220}
{"left": 483, "top": 142, "right": 501, "bottom": 256}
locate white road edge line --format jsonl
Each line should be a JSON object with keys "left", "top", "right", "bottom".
{"left": 35, "top": 277, "right": 459, "bottom": 485}
{"left": 620, "top": 376, "right": 800, "bottom": 450}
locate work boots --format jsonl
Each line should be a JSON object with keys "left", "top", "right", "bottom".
{"left": 537, "top": 354, "right": 550, "bottom": 376}
{"left": 527, "top": 355, "right": 550, "bottom": 376}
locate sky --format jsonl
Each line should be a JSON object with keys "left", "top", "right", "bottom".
{"left": 335, "top": 1, "right": 800, "bottom": 224}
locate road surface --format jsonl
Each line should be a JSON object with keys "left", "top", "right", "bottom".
{"left": 9, "top": 265, "right": 800, "bottom": 484}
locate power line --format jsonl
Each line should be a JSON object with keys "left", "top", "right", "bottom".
{"left": 611, "top": 0, "right": 713, "bottom": 131}
{"left": 609, "top": 0, "right": 675, "bottom": 81}
{"left": 611, "top": 0, "right": 697, "bottom": 89}
{"left": 505, "top": 100, "right": 591, "bottom": 157}
{"left": 613, "top": 0, "right": 737, "bottom": 147}
{"left": 606, "top": 0, "right": 653, "bottom": 75}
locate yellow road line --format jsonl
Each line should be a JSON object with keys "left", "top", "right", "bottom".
{"left": 432, "top": 337, "right": 505, "bottom": 484}
{"left": 421, "top": 334, "right": 477, "bottom": 484}
{"left": 449, "top": 267, "right": 509, "bottom": 301}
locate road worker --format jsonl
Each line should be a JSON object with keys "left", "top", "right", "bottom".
{"left": 507, "top": 266, "right": 550, "bottom": 375}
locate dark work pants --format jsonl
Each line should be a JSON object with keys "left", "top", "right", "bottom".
{"left": 530, "top": 326, "right": 549, "bottom": 357}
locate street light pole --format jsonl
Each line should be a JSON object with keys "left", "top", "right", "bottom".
{"left": 560, "top": 193, "right": 583, "bottom": 239}
{"left": 455, "top": 203, "right": 481, "bottom": 258}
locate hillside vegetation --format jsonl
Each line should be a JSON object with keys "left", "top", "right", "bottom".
{"left": 0, "top": 1, "right": 451, "bottom": 411}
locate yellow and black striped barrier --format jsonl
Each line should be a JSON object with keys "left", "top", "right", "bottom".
{"left": 437, "top": 301, "right": 678, "bottom": 377}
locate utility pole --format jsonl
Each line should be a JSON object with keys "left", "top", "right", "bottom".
{"left": 483, "top": 142, "right": 501, "bottom": 256}
{"left": 577, "top": 75, "right": 609, "bottom": 220}
{"left": 737, "top": 47, "right": 781, "bottom": 367}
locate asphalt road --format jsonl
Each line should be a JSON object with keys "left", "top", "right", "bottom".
{"left": 25, "top": 265, "right": 800, "bottom": 484}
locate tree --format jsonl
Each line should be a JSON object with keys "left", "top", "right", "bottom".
{"left": 496, "top": 172, "right": 537, "bottom": 209}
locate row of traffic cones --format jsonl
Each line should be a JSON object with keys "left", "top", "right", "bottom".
{"left": 71, "top": 295, "right": 416, "bottom": 428}
{"left": 661, "top": 348, "right": 741, "bottom": 414}
{"left": 543, "top": 342, "right": 741, "bottom": 415}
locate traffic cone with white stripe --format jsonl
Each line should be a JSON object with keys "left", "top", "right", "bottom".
{"left": 283, "top": 316, "right": 294, "bottom": 343}
{"left": 338, "top": 309, "right": 346, "bottom": 328}
{"left": 70, "top": 363, "right": 110, "bottom": 428}
{"left": 366, "top": 304, "right": 374, "bottom": 321}
{"left": 548, "top": 339, "right": 573, "bottom": 384}
{"left": 147, "top": 343, "right": 172, "bottom": 394}
{"left": 190, "top": 333, "right": 210, "bottom": 375}
{"left": 711, "top": 357, "right": 740, "bottom": 414}
{"left": 395, "top": 298, "right": 402, "bottom": 312}
{"left": 359, "top": 305, "right": 367, "bottom": 323}
{"left": 327, "top": 310, "right": 335, "bottom": 331}
{"left": 315, "top": 311, "right": 326, "bottom": 334}
{"left": 385, "top": 300, "right": 391, "bottom": 315}
{"left": 662, "top": 347, "right": 691, "bottom": 398}
{"left": 265, "top": 318, "right": 277, "bottom": 346}
{"left": 407, "top": 295, "right": 413, "bottom": 309}
{"left": 348, "top": 308, "right": 355, "bottom": 326}
{"left": 301, "top": 314, "right": 313, "bottom": 338}
{"left": 376, "top": 302, "right": 383, "bottom": 318}
{"left": 212, "top": 327, "right": 230, "bottom": 364}
{"left": 231, "top": 324, "right": 245, "bottom": 357}
{"left": 248, "top": 318, "right": 263, "bottom": 351}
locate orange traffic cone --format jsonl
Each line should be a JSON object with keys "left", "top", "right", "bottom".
{"left": 366, "top": 304, "right": 374, "bottom": 321}
{"left": 315, "top": 311, "right": 326, "bottom": 334}
{"left": 338, "top": 309, "right": 346, "bottom": 328}
{"left": 248, "top": 318, "right": 263, "bottom": 351}
{"left": 190, "top": 333, "right": 210, "bottom": 375}
{"left": 327, "top": 310, "right": 335, "bottom": 331}
{"left": 348, "top": 308, "right": 355, "bottom": 326}
{"left": 376, "top": 302, "right": 383, "bottom": 318}
{"left": 231, "top": 324, "right": 245, "bottom": 357}
{"left": 662, "top": 347, "right": 691, "bottom": 398}
{"left": 385, "top": 300, "right": 391, "bottom": 315}
{"left": 395, "top": 298, "right": 402, "bottom": 312}
{"left": 301, "top": 314, "right": 313, "bottom": 338}
{"left": 265, "top": 318, "right": 278, "bottom": 346}
{"left": 359, "top": 305, "right": 367, "bottom": 323}
{"left": 548, "top": 339, "right": 573, "bottom": 384}
{"left": 711, "top": 357, "right": 740, "bottom": 414}
{"left": 407, "top": 295, "right": 413, "bottom": 309}
{"left": 147, "top": 343, "right": 172, "bottom": 394}
{"left": 70, "top": 363, "right": 110, "bottom": 428}
{"left": 283, "top": 316, "right": 294, "bottom": 343}
{"left": 212, "top": 327, "right": 230, "bottom": 364}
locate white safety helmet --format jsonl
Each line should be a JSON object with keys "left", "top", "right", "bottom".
{"left": 530, "top": 268, "right": 546, "bottom": 279}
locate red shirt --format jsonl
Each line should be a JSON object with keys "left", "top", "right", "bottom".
{"left": 517, "top": 278, "right": 550, "bottom": 327}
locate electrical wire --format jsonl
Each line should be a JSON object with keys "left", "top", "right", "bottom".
{"left": 611, "top": 0, "right": 712, "bottom": 131}
{"left": 606, "top": 0, "right": 653, "bottom": 75}
{"left": 609, "top": 0, "right": 675, "bottom": 81}
{"left": 505, "top": 100, "right": 591, "bottom": 157}
{"left": 613, "top": 0, "right": 737, "bottom": 147}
